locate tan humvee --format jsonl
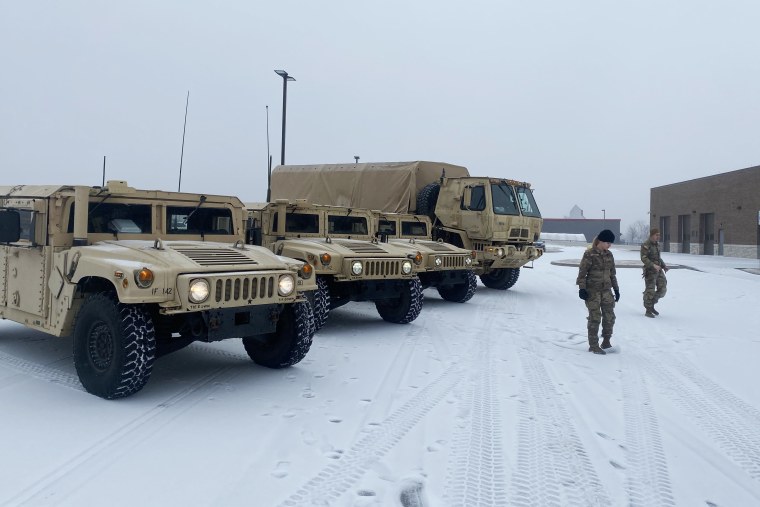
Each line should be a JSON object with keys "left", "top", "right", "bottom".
{"left": 271, "top": 161, "right": 543, "bottom": 290}
{"left": 0, "top": 181, "right": 316, "bottom": 399}
{"left": 245, "top": 200, "right": 424, "bottom": 329}
{"left": 374, "top": 211, "right": 477, "bottom": 303}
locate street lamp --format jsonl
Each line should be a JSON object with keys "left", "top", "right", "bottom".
{"left": 274, "top": 69, "right": 295, "bottom": 165}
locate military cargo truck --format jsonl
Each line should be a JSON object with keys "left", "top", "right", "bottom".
{"left": 270, "top": 161, "right": 544, "bottom": 290}
{"left": 0, "top": 181, "right": 315, "bottom": 399}
{"left": 374, "top": 211, "right": 477, "bottom": 303}
{"left": 246, "top": 200, "right": 424, "bottom": 330}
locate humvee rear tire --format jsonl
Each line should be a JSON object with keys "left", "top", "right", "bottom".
{"left": 437, "top": 270, "right": 477, "bottom": 303}
{"left": 479, "top": 267, "right": 520, "bottom": 290}
{"left": 243, "top": 301, "right": 315, "bottom": 368}
{"left": 375, "top": 278, "right": 424, "bottom": 324}
{"left": 416, "top": 183, "right": 440, "bottom": 220}
{"left": 73, "top": 293, "right": 156, "bottom": 399}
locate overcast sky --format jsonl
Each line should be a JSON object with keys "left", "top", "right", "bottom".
{"left": 2, "top": 1, "right": 759, "bottom": 232}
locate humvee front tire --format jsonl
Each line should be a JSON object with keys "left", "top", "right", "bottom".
{"left": 375, "top": 278, "right": 424, "bottom": 324}
{"left": 437, "top": 270, "right": 477, "bottom": 303}
{"left": 73, "top": 293, "right": 157, "bottom": 399}
{"left": 479, "top": 267, "right": 520, "bottom": 290}
{"left": 310, "top": 277, "right": 331, "bottom": 331}
{"left": 243, "top": 301, "right": 315, "bottom": 368}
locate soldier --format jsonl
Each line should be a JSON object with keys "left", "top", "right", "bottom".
{"left": 640, "top": 228, "right": 668, "bottom": 318}
{"left": 576, "top": 229, "right": 620, "bottom": 355}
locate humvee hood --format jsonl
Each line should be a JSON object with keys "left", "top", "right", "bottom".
{"left": 284, "top": 238, "right": 405, "bottom": 257}
{"left": 85, "top": 240, "right": 291, "bottom": 271}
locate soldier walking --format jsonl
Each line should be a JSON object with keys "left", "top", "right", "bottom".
{"left": 640, "top": 228, "right": 668, "bottom": 318}
{"left": 576, "top": 229, "right": 620, "bottom": 355}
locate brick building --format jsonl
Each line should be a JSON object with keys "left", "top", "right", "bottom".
{"left": 650, "top": 165, "right": 760, "bottom": 258}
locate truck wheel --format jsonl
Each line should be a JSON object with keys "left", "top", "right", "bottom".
{"left": 73, "top": 293, "right": 156, "bottom": 399}
{"left": 416, "top": 183, "right": 440, "bottom": 220}
{"left": 311, "top": 277, "right": 331, "bottom": 331}
{"left": 437, "top": 270, "right": 477, "bottom": 303}
{"left": 375, "top": 278, "right": 424, "bottom": 324}
{"left": 479, "top": 267, "right": 520, "bottom": 290}
{"left": 243, "top": 301, "right": 315, "bottom": 368}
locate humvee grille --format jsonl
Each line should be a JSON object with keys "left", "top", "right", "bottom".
{"left": 214, "top": 275, "right": 275, "bottom": 303}
{"left": 173, "top": 247, "right": 258, "bottom": 266}
{"left": 441, "top": 255, "right": 468, "bottom": 268}
{"left": 338, "top": 241, "right": 387, "bottom": 254}
{"left": 365, "top": 260, "right": 401, "bottom": 276}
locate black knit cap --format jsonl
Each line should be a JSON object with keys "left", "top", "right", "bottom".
{"left": 597, "top": 229, "right": 615, "bottom": 243}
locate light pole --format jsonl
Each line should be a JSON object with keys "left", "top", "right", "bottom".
{"left": 274, "top": 70, "right": 295, "bottom": 165}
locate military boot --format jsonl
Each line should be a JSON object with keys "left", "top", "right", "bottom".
{"left": 644, "top": 304, "right": 656, "bottom": 318}
{"left": 588, "top": 337, "right": 606, "bottom": 355}
{"left": 601, "top": 337, "right": 612, "bottom": 349}
{"left": 650, "top": 306, "right": 659, "bottom": 316}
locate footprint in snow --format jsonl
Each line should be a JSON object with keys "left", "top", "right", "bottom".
{"left": 270, "top": 461, "right": 289, "bottom": 478}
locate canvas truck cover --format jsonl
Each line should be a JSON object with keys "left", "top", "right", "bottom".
{"left": 270, "top": 161, "right": 470, "bottom": 213}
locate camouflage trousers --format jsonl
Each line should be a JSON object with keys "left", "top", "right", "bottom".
{"left": 643, "top": 270, "right": 667, "bottom": 308}
{"left": 585, "top": 289, "right": 616, "bottom": 339}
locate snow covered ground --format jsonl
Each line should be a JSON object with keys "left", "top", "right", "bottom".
{"left": 1, "top": 244, "right": 759, "bottom": 507}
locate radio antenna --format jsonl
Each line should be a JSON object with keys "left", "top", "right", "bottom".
{"left": 102, "top": 156, "right": 106, "bottom": 186}
{"left": 178, "top": 90, "right": 190, "bottom": 192}
{"left": 266, "top": 105, "right": 272, "bottom": 201}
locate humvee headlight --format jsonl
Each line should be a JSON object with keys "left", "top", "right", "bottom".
{"left": 351, "top": 261, "right": 363, "bottom": 275}
{"left": 320, "top": 253, "right": 332, "bottom": 266}
{"left": 465, "top": 257, "right": 473, "bottom": 266}
{"left": 434, "top": 256, "right": 443, "bottom": 267}
{"left": 299, "top": 263, "right": 313, "bottom": 279}
{"left": 134, "top": 268, "right": 154, "bottom": 288}
{"left": 188, "top": 278, "right": 210, "bottom": 303}
{"left": 278, "top": 274, "right": 295, "bottom": 296}
{"left": 401, "top": 260, "right": 413, "bottom": 274}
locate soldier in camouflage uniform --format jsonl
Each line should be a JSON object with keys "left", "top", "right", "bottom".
{"left": 640, "top": 228, "right": 668, "bottom": 318}
{"left": 576, "top": 229, "right": 620, "bottom": 355}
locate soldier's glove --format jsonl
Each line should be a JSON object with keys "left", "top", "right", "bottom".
{"left": 614, "top": 288, "right": 620, "bottom": 302}
{"left": 578, "top": 288, "right": 588, "bottom": 300}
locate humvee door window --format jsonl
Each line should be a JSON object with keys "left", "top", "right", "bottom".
{"left": 515, "top": 186, "right": 542, "bottom": 218}
{"left": 401, "top": 221, "right": 427, "bottom": 237}
{"left": 328, "top": 215, "right": 368, "bottom": 235}
{"left": 69, "top": 203, "right": 151, "bottom": 234}
{"left": 462, "top": 185, "right": 486, "bottom": 211}
{"left": 378, "top": 219, "right": 397, "bottom": 236}
{"left": 491, "top": 183, "right": 520, "bottom": 216}
{"left": 167, "top": 207, "right": 233, "bottom": 234}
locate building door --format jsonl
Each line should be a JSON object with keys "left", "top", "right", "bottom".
{"left": 701, "top": 213, "right": 715, "bottom": 255}
{"left": 660, "top": 216, "right": 671, "bottom": 252}
{"left": 678, "top": 214, "right": 691, "bottom": 253}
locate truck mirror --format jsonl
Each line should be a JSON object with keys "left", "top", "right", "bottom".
{"left": 462, "top": 186, "right": 473, "bottom": 210}
{"left": 0, "top": 209, "right": 22, "bottom": 243}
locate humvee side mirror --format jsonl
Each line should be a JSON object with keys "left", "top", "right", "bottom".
{"left": 0, "top": 209, "right": 22, "bottom": 243}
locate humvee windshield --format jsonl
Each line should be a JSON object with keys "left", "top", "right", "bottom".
{"left": 167, "top": 206, "right": 234, "bottom": 234}
{"left": 378, "top": 219, "right": 396, "bottom": 236}
{"left": 515, "top": 186, "right": 541, "bottom": 218}
{"left": 271, "top": 212, "right": 320, "bottom": 234}
{"left": 68, "top": 203, "right": 152, "bottom": 234}
{"left": 328, "top": 215, "right": 368, "bottom": 235}
{"left": 401, "top": 221, "right": 427, "bottom": 237}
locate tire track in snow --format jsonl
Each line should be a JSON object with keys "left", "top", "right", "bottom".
{"left": 276, "top": 360, "right": 462, "bottom": 506}
{"left": 641, "top": 352, "right": 760, "bottom": 482}
{"left": 0, "top": 349, "right": 83, "bottom": 392}
{"left": 510, "top": 341, "right": 610, "bottom": 507}
{"left": 443, "top": 297, "right": 507, "bottom": 506}
{"left": 620, "top": 354, "right": 676, "bottom": 506}
{"left": 5, "top": 345, "right": 250, "bottom": 506}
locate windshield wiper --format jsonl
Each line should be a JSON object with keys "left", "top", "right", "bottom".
{"left": 186, "top": 195, "right": 207, "bottom": 220}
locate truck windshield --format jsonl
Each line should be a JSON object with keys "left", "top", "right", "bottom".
{"left": 515, "top": 187, "right": 541, "bottom": 218}
{"left": 328, "top": 215, "right": 368, "bottom": 235}
{"left": 167, "top": 206, "right": 233, "bottom": 235}
{"left": 491, "top": 183, "right": 520, "bottom": 216}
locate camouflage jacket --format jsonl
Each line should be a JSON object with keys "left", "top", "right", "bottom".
{"left": 640, "top": 239, "right": 666, "bottom": 271}
{"left": 576, "top": 247, "right": 618, "bottom": 291}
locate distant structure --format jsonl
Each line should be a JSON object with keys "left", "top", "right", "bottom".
{"left": 541, "top": 205, "right": 622, "bottom": 243}
{"left": 650, "top": 164, "right": 760, "bottom": 258}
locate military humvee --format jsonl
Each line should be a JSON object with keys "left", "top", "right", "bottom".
{"left": 270, "top": 161, "right": 543, "bottom": 290}
{"left": 246, "top": 200, "right": 424, "bottom": 330}
{"left": 374, "top": 211, "right": 477, "bottom": 303}
{"left": 0, "top": 181, "right": 316, "bottom": 399}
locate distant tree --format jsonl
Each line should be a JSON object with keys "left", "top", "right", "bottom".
{"left": 626, "top": 220, "right": 649, "bottom": 244}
